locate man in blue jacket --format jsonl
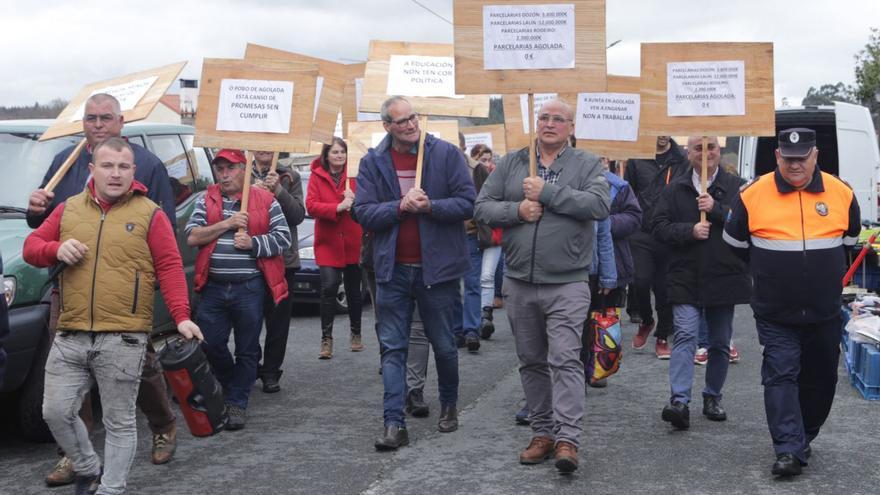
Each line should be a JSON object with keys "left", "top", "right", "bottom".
{"left": 354, "top": 96, "right": 475, "bottom": 450}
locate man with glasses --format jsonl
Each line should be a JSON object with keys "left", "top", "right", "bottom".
{"left": 724, "top": 128, "right": 860, "bottom": 476}
{"left": 475, "top": 99, "right": 610, "bottom": 474}
{"left": 355, "top": 96, "right": 475, "bottom": 450}
{"left": 25, "top": 94, "right": 181, "bottom": 485}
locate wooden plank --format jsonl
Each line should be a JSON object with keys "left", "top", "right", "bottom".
{"left": 360, "top": 40, "right": 491, "bottom": 118}
{"left": 245, "top": 43, "right": 347, "bottom": 145}
{"left": 453, "top": 0, "right": 607, "bottom": 94}
{"left": 573, "top": 75, "right": 657, "bottom": 160}
{"left": 342, "top": 63, "right": 367, "bottom": 138}
{"left": 460, "top": 123, "right": 507, "bottom": 155}
{"left": 194, "top": 58, "right": 319, "bottom": 153}
{"left": 502, "top": 93, "right": 577, "bottom": 151}
{"left": 346, "top": 120, "right": 461, "bottom": 178}
{"left": 640, "top": 42, "right": 775, "bottom": 137}
{"left": 40, "top": 62, "right": 187, "bottom": 141}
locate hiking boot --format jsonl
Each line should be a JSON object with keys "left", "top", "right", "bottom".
{"left": 694, "top": 347, "right": 708, "bottom": 365}
{"left": 405, "top": 388, "right": 430, "bottom": 418}
{"left": 519, "top": 436, "right": 554, "bottom": 464}
{"left": 151, "top": 424, "right": 177, "bottom": 465}
{"left": 226, "top": 405, "right": 247, "bottom": 430}
{"left": 633, "top": 322, "right": 654, "bottom": 349}
{"left": 319, "top": 338, "right": 333, "bottom": 359}
{"left": 554, "top": 441, "right": 579, "bottom": 473}
{"left": 261, "top": 375, "right": 281, "bottom": 394}
{"left": 350, "top": 334, "right": 364, "bottom": 352}
{"left": 465, "top": 333, "right": 481, "bottom": 353}
{"left": 661, "top": 401, "right": 690, "bottom": 429}
{"left": 45, "top": 455, "right": 75, "bottom": 487}
{"left": 655, "top": 338, "right": 671, "bottom": 359}
{"left": 702, "top": 396, "right": 727, "bottom": 421}
{"left": 479, "top": 306, "right": 495, "bottom": 339}
{"left": 437, "top": 403, "right": 458, "bottom": 432}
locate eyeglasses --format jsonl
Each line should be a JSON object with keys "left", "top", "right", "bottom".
{"left": 389, "top": 113, "right": 420, "bottom": 127}
{"left": 83, "top": 113, "right": 117, "bottom": 124}
{"left": 537, "top": 114, "right": 572, "bottom": 124}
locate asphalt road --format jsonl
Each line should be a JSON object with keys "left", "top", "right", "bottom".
{"left": 1, "top": 303, "right": 878, "bottom": 494}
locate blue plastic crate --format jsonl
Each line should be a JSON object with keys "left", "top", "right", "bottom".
{"left": 852, "top": 268, "right": 880, "bottom": 290}
{"left": 847, "top": 340, "right": 880, "bottom": 400}
{"left": 852, "top": 372, "right": 880, "bottom": 400}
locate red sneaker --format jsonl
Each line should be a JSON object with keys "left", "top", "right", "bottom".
{"left": 655, "top": 339, "right": 671, "bottom": 359}
{"left": 729, "top": 344, "right": 740, "bottom": 363}
{"left": 694, "top": 347, "right": 708, "bottom": 366}
{"left": 632, "top": 322, "right": 654, "bottom": 349}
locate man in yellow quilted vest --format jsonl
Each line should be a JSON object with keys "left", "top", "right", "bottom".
{"left": 23, "top": 137, "right": 202, "bottom": 495}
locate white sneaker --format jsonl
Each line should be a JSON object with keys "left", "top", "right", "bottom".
{"left": 694, "top": 347, "right": 708, "bottom": 366}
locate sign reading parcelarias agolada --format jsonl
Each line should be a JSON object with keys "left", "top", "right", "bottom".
{"left": 667, "top": 60, "right": 745, "bottom": 116}
{"left": 216, "top": 79, "right": 294, "bottom": 133}
{"left": 483, "top": 3, "right": 575, "bottom": 70}
{"left": 386, "top": 55, "right": 461, "bottom": 98}
{"left": 68, "top": 76, "right": 158, "bottom": 123}
{"left": 575, "top": 92, "right": 640, "bottom": 142}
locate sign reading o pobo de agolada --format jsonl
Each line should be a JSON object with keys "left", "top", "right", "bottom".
{"left": 216, "top": 79, "right": 294, "bottom": 133}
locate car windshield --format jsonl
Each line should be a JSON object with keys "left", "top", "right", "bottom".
{"left": 0, "top": 132, "right": 80, "bottom": 210}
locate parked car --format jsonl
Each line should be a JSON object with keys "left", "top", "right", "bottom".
{"left": 0, "top": 120, "right": 214, "bottom": 441}
{"left": 738, "top": 102, "right": 880, "bottom": 222}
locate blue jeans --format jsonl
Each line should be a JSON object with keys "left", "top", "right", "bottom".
{"left": 669, "top": 305, "right": 734, "bottom": 404}
{"left": 462, "top": 234, "right": 482, "bottom": 336}
{"left": 197, "top": 277, "right": 265, "bottom": 409}
{"left": 376, "top": 264, "right": 460, "bottom": 427}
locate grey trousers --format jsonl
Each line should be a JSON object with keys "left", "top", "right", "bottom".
{"left": 405, "top": 307, "right": 428, "bottom": 392}
{"left": 43, "top": 331, "right": 148, "bottom": 495}
{"left": 504, "top": 277, "right": 590, "bottom": 448}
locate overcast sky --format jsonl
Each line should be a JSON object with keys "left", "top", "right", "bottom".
{"left": 1, "top": 0, "right": 877, "bottom": 108}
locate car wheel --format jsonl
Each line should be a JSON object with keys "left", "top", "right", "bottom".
{"left": 335, "top": 283, "right": 349, "bottom": 314}
{"left": 17, "top": 326, "right": 54, "bottom": 442}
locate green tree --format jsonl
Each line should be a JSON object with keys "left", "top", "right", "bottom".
{"left": 802, "top": 82, "right": 854, "bottom": 105}
{"left": 852, "top": 27, "right": 880, "bottom": 125}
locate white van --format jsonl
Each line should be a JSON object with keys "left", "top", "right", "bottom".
{"left": 738, "top": 102, "right": 880, "bottom": 221}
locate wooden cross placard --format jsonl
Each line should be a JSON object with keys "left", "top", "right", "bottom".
{"left": 460, "top": 123, "right": 507, "bottom": 156}
{"left": 453, "top": 0, "right": 607, "bottom": 95}
{"left": 359, "top": 40, "right": 491, "bottom": 118}
{"left": 573, "top": 75, "right": 656, "bottom": 160}
{"left": 39, "top": 61, "right": 187, "bottom": 142}
{"left": 194, "top": 58, "right": 319, "bottom": 153}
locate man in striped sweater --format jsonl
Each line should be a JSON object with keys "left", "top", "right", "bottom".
{"left": 186, "top": 149, "right": 291, "bottom": 430}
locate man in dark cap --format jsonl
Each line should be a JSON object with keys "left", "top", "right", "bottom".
{"left": 724, "top": 128, "right": 861, "bottom": 476}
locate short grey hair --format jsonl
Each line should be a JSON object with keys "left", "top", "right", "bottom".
{"left": 538, "top": 98, "right": 573, "bottom": 120}
{"left": 380, "top": 96, "right": 410, "bottom": 123}
{"left": 85, "top": 93, "right": 122, "bottom": 115}
{"left": 92, "top": 136, "right": 133, "bottom": 160}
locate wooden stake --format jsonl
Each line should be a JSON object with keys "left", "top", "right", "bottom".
{"left": 700, "top": 136, "right": 708, "bottom": 223}
{"left": 239, "top": 151, "right": 254, "bottom": 234}
{"left": 414, "top": 115, "right": 429, "bottom": 189}
{"left": 528, "top": 93, "right": 537, "bottom": 177}
{"left": 44, "top": 138, "right": 87, "bottom": 192}
{"left": 269, "top": 152, "right": 280, "bottom": 173}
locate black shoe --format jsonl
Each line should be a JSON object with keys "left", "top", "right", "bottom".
{"left": 226, "top": 405, "right": 247, "bottom": 430}
{"left": 588, "top": 378, "right": 608, "bottom": 388}
{"left": 455, "top": 334, "right": 466, "bottom": 348}
{"left": 804, "top": 445, "right": 812, "bottom": 460}
{"left": 74, "top": 470, "right": 101, "bottom": 495}
{"left": 479, "top": 306, "right": 495, "bottom": 339}
{"left": 374, "top": 425, "right": 409, "bottom": 451}
{"left": 261, "top": 375, "right": 281, "bottom": 394}
{"left": 702, "top": 396, "right": 727, "bottom": 421}
{"left": 514, "top": 406, "right": 530, "bottom": 425}
{"left": 771, "top": 453, "right": 803, "bottom": 476}
{"left": 661, "top": 401, "right": 690, "bottom": 429}
{"left": 405, "top": 389, "right": 430, "bottom": 418}
{"left": 438, "top": 403, "right": 458, "bottom": 432}
{"left": 466, "top": 334, "right": 481, "bottom": 353}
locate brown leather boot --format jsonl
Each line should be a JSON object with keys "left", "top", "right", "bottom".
{"left": 554, "top": 441, "right": 579, "bottom": 473}
{"left": 319, "top": 338, "right": 333, "bottom": 359}
{"left": 350, "top": 334, "right": 364, "bottom": 352}
{"left": 519, "top": 436, "right": 555, "bottom": 465}
{"left": 151, "top": 424, "right": 177, "bottom": 465}
{"left": 45, "top": 455, "right": 74, "bottom": 487}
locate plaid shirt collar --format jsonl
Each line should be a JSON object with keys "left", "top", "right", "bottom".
{"left": 536, "top": 143, "right": 568, "bottom": 184}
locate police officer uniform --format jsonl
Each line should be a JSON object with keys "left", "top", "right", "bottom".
{"left": 723, "top": 128, "right": 861, "bottom": 475}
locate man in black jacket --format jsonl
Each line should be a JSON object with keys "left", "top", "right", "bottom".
{"left": 624, "top": 137, "right": 689, "bottom": 358}
{"left": 651, "top": 136, "right": 750, "bottom": 430}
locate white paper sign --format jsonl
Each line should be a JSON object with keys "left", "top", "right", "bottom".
{"left": 386, "top": 55, "right": 462, "bottom": 98}
{"left": 355, "top": 78, "right": 382, "bottom": 121}
{"left": 519, "top": 93, "right": 558, "bottom": 133}
{"left": 483, "top": 4, "right": 575, "bottom": 70}
{"left": 215, "top": 79, "right": 293, "bottom": 133}
{"left": 69, "top": 76, "right": 159, "bottom": 122}
{"left": 314, "top": 75, "right": 324, "bottom": 121}
{"left": 166, "top": 159, "right": 189, "bottom": 179}
{"left": 464, "top": 132, "right": 494, "bottom": 155}
{"left": 667, "top": 61, "right": 745, "bottom": 116}
{"left": 575, "top": 92, "right": 640, "bottom": 142}
{"left": 371, "top": 132, "right": 386, "bottom": 148}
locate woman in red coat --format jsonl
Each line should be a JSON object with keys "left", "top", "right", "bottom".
{"left": 306, "top": 137, "right": 363, "bottom": 359}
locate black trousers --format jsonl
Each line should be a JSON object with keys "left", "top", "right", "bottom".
{"left": 628, "top": 231, "right": 673, "bottom": 340}
{"left": 319, "top": 264, "right": 362, "bottom": 339}
{"left": 756, "top": 316, "right": 842, "bottom": 462}
{"left": 258, "top": 268, "right": 296, "bottom": 380}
